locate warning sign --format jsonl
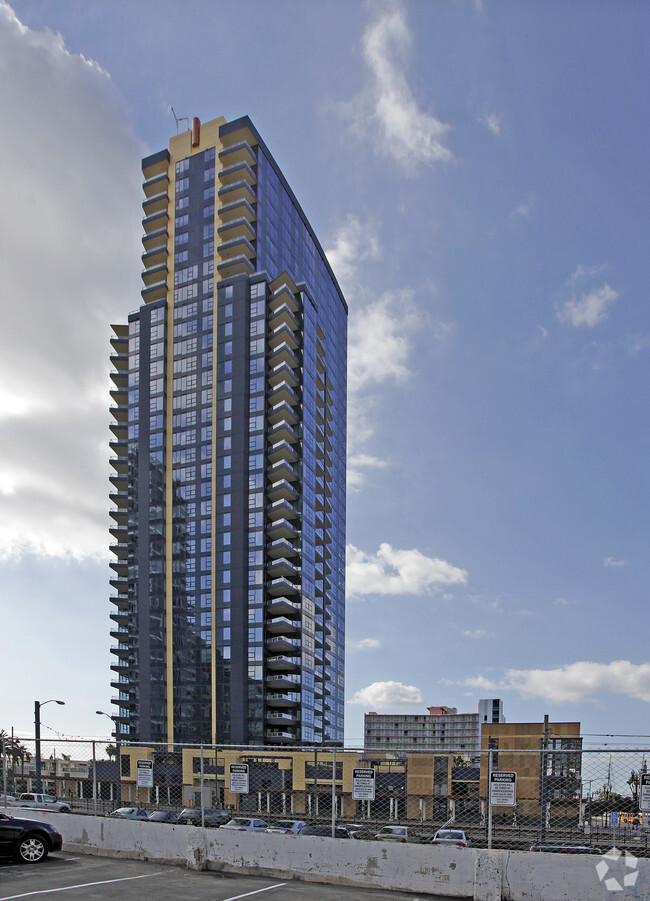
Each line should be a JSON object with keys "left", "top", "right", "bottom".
{"left": 229, "top": 763, "right": 249, "bottom": 794}
{"left": 490, "top": 771, "right": 516, "bottom": 806}
{"left": 352, "top": 767, "right": 376, "bottom": 801}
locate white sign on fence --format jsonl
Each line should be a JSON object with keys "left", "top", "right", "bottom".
{"left": 490, "top": 771, "right": 517, "bottom": 807}
{"left": 352, "top": 767, "right": 376, "bottom": 801}
{"left": 229, "top": 763, "right": 249, "bottom": 794}
{"left": 136, "top": 759, "right": 153, "bottom": 788}
{"left": 640, "top": 774, "right": 650, "bottom": 812}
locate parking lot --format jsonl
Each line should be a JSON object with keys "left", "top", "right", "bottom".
{"left": 0, "top": 852, "right": 451, "bottom": 901}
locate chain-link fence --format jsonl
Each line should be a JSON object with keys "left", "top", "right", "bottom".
{"left": 2, "top": 736, "right": 649, "bottom": 853}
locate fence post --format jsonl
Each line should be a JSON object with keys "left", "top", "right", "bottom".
{"left": 487, "top": 747, "right": 493, "bottom": 850}
{"left": 2, "top": 735, "right": 7, "bottom": 804}
{"left": 331, "top": 749, "right": 337, "bottom": 837}
{"left": 92, "top": 741, "right": 97, "bottom": 816}
{"left": 200, "top": 745, "right": 205, "bottom": 828}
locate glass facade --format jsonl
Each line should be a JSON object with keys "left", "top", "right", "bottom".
{"left": 109, "top": 116, "right": 346, "bottom": 747}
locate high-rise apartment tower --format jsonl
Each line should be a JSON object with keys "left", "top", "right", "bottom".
{"left": 109, "top": 116, "right": 347, "bottom": 747}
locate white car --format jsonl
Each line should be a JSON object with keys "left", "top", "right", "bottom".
{"left": 431, "top": 829, "right": 469, "bottom": 848}
{"left": 219, "top": 817, "right": 269, "bottom": 832}
{"left": 265, "top": 819, "right": 306, "bottom": 834}
{"left": 375, "top": 825, "right": 408, "bottom": 842}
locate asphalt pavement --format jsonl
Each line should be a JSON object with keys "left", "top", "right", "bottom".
{"left": 0, "top": 852, "right": 459, "bottom": 901}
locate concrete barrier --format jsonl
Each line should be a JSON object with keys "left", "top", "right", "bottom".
{"left": 10, "top": 810, "right": 650, "bottom": 900}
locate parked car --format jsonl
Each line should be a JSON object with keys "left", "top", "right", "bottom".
{"left": 0, "top": 811, "right": 62, "bottom": 863}
{"left": 298, "top": 824, "right": 352, "bottom": 838}
{"left": 148, "top": 810, "right": 180, "bottom": 824}
{"left": 529, "top": 844, "right": 602, "bottom": 855}
{"left": 10, "top": 793, "right": 71, "bottom": 813}
{"left": 177, "top": 808, "right": 230, "bottom": 827}
{"left": 342, "top": 823, "right": 365, "bottom": 834}
{"left": 375, "top": 825, "right": 409, "bottom": 843}
{"left": 0, "top": 795, "right": 16, "bottom": 806}
{"left": 431, "top": 829, "right": 470, "bottom": 848}
{"left": 107, "top": 807, "right": 151, "bottom": 820}
{"left": 219, "top": 817, "right": 269, "bottom": 832}
{"left": 265, "top": 819, "right": 307, "bottom": 834}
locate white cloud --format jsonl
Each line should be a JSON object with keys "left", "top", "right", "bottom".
{"left": 349, "top": 637, "right": 383, "bottom": 651}
{"left": 348, "top": 291, "right": 420, "bottom": 393}
{"left": 557, "top": 283, "right": 619, "bottom": 328}
{"left": 349, "top": 680, "right": 425, "bottom": 707}
{"left": 461, "top": 661, "right": 650, "bottom": 703}
{"left": 341, "top": 4, "right": 452, "bottom": 173}
{"left": 511, "top": 203, "right": 532, "bottom": 219}
{"left": 462, "top": 629, "right": 492, "bottom": 640}
{"left": 604, "top": 556, "right": 628, "bottom": 568}
{"left": 346, "top": 542, "right": 468, "bottom": 597}
{"left": 0, "top": 3, "right": 141, "bottom": 559}
{"left": 325, "top": 214, "right": 381, "bottom": 298}
{"left": 482, "top": 112, "right": 502, "bottom": 135}
{"left": 347, "top": 453, "right": 388, "bottom": 491}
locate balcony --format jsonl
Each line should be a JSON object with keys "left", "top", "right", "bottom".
{"left": 142, "top": 191, "right": 168, "bottom": 216}
{"left": 267, "top": 400, "right": 298, "bottom": 427}
{"left": 141, "top": 280, "right": 167, "bottom": 303}
{"left": 109, "top": 576, "right": 127, "bottom": 592}
{"left": 268, "top": 341, "right": 299, "bottom": 370}
{"left": 267, "top": 459, "right": 298, "bottom": 484}
{"left": 266, "top": 616, "right": 300, "bottom": 636}
{"left": 266, "top": 557, "right": 298, "bottom": 580}
{"left": 266, "top": 537, "right": 298, "bottom": 560}
{"left": 109, "top": 491, "right": 128, "bottom": 508}
{"left": 267, "top": 577, "right": 299, "bottom": 597}
{"left": 218, "top": 197, "right": 255, "bottom": 224}
{"left": 266, "top": 635, "right": 301, "bottom": 656}
{"left": 266, "top": 479, "right": 298, "bottom": 505}
{"left": 109, "top": 387, "right": 127, "bottom": 406}
{"left": 268, "top": 382, "right": 299, "bottom": 411}
{"left": 217, "top": 217, "right": 255, "bottom": 243}
{"left": 269, "top": 302, "right": 300, "bottom": 333}
{"left": 109, "top": 353, "right": 128, "bottom": 372}
{"left": 142, "top": 226, "right": 169, "bottom": 252}
{"left": 142, "top": 209, "right": 169, "bottom": 234}
{"left": 266, "top": 655, "right": 299, "bottom": 672}
{"left": 266, "top": 518, "right": 297, "bottom": 542}
{"left": 109, "top": 609, "right": 128, "bottom": 624}
{"left": 109, "top": 370, "right": 127, "bottom": 390}
{"left": 269, "top": 322, "right": 299, "bottom": 351}
{"left": 216, "top": 255, "right": 255, "bottom": 278}
{"left": 217, "top": 179, "right": 255, "bottom": 206}
{"left": 269, "top": 283, "right": 300, "bottom": 315}
{"left": 265, "top": 691, "right": 300, "bottom": 707}
{"left": 109, "top": 455, "right": 128, "bottom": 475}
{"left": 141, "top": 261, "right": 168, "bottom": 286}
{"left": 218, "top": 140, "right": 256, "bottom": 168}
{"left": 265, "top": 729, "right": 297, "bottom": 743}
{"left": 267, "top": 439, "right": 298, "bottom": 466}
{"left": 267, "top": 498, "right": 298, "bottom": 522}
{"left": 266, "top": 598, "right": 301, "bottom": 619}
{"left": 268, "top": 419, "right": 298, "bottom": 447}
{"left": 268, "top": 363, "right": 299, "bottom": 390}
{"left": 109, "top": 594, "right": 129, "bottom": 610}
{"left": 218, "top": 160, "right": 255, "bottom": 188}
{"left": 266, "top": 711, "right": 299, "bottom": 726}
{"left": 143, "top": 172, "right": 169, "bottom": 198}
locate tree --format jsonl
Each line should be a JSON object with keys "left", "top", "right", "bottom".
{"left": 105, "top": 744, "right": 117, "bottom": 760}
{"left": 0, "top": 731, "right": 31, "bottom": 767}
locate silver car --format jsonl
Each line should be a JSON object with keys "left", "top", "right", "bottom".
{"left": 375, "top": 825, "right": 408, "bottom": 842}
{"left": 219, "top": 817, "right": 269, "bottom": 832}
{"left": 265, "top": 819, "right": 307, "bottom": 834}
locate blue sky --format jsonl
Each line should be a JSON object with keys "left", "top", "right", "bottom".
{"left": 1, "top": 0, "right": 649, "bottom": 748}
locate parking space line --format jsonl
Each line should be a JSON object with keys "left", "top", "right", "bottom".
{"left": 0, "top": 871, "right": 164, "bottom": 900}
{"left": 222, "top": 885, "right": 287, "bottom": 901}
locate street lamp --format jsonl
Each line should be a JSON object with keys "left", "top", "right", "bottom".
{"left": 34, "top": 700, "right": 65, "bottom": 793}
{"left": 96, "top": 710, "right": 121, "bottom": 804}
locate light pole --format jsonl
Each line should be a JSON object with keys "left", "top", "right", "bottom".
{"left": 96, "top": 711, "right": 121, "bottom": 804}
{"left": 34, "top": 700, "right": 65, "bottom": 793}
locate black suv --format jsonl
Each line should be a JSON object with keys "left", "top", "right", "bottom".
{"left": 0, "top": 811, "right": 63, "bottom": 863}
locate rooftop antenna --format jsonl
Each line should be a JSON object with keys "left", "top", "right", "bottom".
{"left": 170, "top": 107, "right": 190, "bottom": 135}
